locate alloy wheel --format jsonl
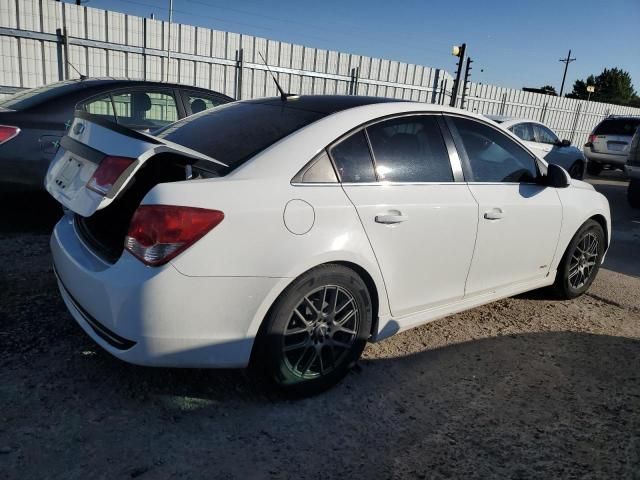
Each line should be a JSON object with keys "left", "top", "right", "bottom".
{"left": 281, "top": 285, "right": 359, "bottom": 379}
{"left": 568, "top": 232, "right": 599, "bottom": 289}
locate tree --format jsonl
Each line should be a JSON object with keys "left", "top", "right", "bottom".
{"left": 540, "top": 85, "right": 558, "bottom": 96}
{"left": 567, "top": 68, "right": 637, "bottom": 106}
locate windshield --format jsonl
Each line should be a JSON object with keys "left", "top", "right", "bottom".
{"left": 156, "top": 101, "right": 327, "bottom": 172}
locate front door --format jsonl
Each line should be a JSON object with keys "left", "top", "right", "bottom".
{"left": 447, "top": 116, "right": 562, "bottom": 295}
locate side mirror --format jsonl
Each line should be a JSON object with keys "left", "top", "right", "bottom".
{"left": 558, "top": 139, "right": 571, "bottom": 147}
{"left": 542, "top": 163, "right": 571, "bottom": 188}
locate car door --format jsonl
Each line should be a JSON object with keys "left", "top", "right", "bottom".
{"left": 446, "top": 115, "right": 562, "bottom": 295}
{"left": 331, "top": 114, "right": 479, "bottom": 318}
{"left": 531, "top": 123, "right": 567, "bottom": 166}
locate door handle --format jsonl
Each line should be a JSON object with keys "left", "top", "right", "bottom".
{"left": 483, "top": 208, "right": 504, "bottom": 220}
{"left": 375, "top": 211, "right": 408, "bottom": 224}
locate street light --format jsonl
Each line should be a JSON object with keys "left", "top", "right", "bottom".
{"left": 586, "top": 85, "right": 595, "bottom": 102}
{"left": 450, "top": 43, "right": 466, "bottom": 107}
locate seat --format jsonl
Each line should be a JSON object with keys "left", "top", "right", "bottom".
{"left": 190, "top": 98, "right": 207, "bottom": 114}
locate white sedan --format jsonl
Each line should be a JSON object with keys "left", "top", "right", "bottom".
{"left": 46, "top": 96, "right": 611, "bottom": 395}
{"left": 487, "top": 115, "right": 586, "bottom": 179}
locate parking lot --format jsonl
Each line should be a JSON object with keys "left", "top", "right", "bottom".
{"left": 0, "top": 173, "right": 639, "bottom": 479}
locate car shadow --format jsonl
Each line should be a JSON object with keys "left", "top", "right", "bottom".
{"left": 10, "top": 329, "right": 638, "bottom": 478}
{"left": 0, "top": 189, "right": 62, "bottom": 234}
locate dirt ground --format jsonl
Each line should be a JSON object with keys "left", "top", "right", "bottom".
{"left": 1, "top": 176, "right": 639, "bottom": 480}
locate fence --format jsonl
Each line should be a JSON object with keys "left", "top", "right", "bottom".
{"left": 1, "top": 0, "right": 639, "bottom": 147}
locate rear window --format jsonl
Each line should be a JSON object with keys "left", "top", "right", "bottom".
{"left": 156, "top": 101, "right": 326, "bottom": 172}
{"left": 594, "top": 118, "right": 640, "bottom": 136}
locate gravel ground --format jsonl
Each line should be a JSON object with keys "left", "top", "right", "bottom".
{"left": 1, "top": 182, "right": 639, "bottom": 480}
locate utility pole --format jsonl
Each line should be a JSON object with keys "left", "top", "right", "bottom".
{"left": 450, "top": 43, "right": 466, "bottom": 108}
{"left": 558, "top": 49, "right": 576, "bottom": 97}
{"left": 460, "top": 57, "right": 473, "bottom": 110}
{"left": 165, "top": 0, "right": 173, "bottom": 82}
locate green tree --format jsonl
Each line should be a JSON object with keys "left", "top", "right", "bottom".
{"left": 567, "top": 68, "right": 637, "bottom": 106}
{"left": 539, "top": 85, "right": 558, "bottom": 95}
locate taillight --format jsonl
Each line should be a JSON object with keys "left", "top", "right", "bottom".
{"left": 125, "top": 205, "right": 224, "bottom": 266}
{"left": 0, "top": 125, "right": 20, "bottom": 145}
{"left": 86, "top": 156, "right": 135, "bottom": 195}
{"left": 588, "top": 134, "right": 596, "bottom": 144}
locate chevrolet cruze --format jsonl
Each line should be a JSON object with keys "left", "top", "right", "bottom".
{"left": 46, "top": 96, "right": 611, "bottom": 394}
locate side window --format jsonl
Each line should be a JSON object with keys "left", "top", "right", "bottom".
{"left": 510, "top": 123, "right": 535, "bottom": 142}
{"left": 186, "top": 92, "right": 226, "bottom": 115}
{"left": 366, "top": 115, "right": 453, "bottom": 182}
{"left": 80, "top": 95, "right": 115, "bottom": 120}
{"left": 533, "top": 124, "right": 559, "bottom": 145}
{"left": 329, "top": 131, "right": 376, "bottom": 183}
{"left": 111, "top": 91, "right": 178, "bottom": 130}
{"left": 450, "top": 116, "right": 538, "bottom": 183}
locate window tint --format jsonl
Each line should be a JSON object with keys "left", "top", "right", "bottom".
{"left": 366, "top": 116, "right": 453, "bottom": 182}
{"left": 593, "top": 118, "right": 640, "bottom": 136}
{"left": 533, "top": 124, "right": 559, "bottom": 144}
{"left": 451, "top": 116, "right": 538, "bottom": 183}
{"left": 81, "top": 95, "right": 115, "bottom": 120}
{"left": 157, "top": 102, "right": 326, "bottom": 172}
{"left": 112, "top": 91, "right": 178, "bottom": 130}
{"left": 330, "top": 131, "right": 376, "bottom": 183}
{"left": 186, "top": 92, "right": 226, "bottom": 114}
{"left": 510, "top": 123, "right": 535, "bottom": 142}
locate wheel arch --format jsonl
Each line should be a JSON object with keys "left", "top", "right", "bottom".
{"left": 248, "top": 260, "right": 383, "bottom": 366}
{"left": 589, "top": 213, "right": 609, "bottom": 251}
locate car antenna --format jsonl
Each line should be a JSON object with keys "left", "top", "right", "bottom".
{"left": 67, "top": 59, "right": 87, "bottom": 81}
{"left": 258, "top": 52, "right": 296, "bottom": 102}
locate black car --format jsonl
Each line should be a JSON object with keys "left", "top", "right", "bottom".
{"left": 0, "top": 78, "right": 233, "bottom": 190}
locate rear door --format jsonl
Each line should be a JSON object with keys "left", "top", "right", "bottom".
{"left": 333, "top": 114, "right": 479, "bottom": 318}
{"left": 446, "top": 115, "right": 562, "bottom": 295}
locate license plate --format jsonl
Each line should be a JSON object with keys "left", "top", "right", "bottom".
{"left": 607, "top": 142, "right": 626, "bottom": 152}
{"left": 54, "top": 157, "right": 82, "bottom": 191}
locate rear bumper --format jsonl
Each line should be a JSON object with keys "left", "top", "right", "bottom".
{"left": 583, "top": 149, "right": 628, "bottom": 166}
{"left": 51, "top": 214, "right": 280, "bottom": 368}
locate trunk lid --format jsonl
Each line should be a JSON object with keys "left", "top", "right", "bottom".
{"left": 45, "top": 112, "right": 226, "bottom": 217}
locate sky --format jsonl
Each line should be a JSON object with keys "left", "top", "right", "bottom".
{"left": 87, "top": 0, "right": 640, "bottom": 93}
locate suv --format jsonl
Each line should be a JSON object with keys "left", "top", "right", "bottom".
{"left": 584, "top": 116, "right": 640, "bottom": 176}
{"left": 626, "top": 127, "right": 640, "bottom": 208}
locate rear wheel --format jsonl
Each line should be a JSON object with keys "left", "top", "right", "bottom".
{"left": 260, "top": 265, "right": 372, "bottom": 396}
{"left": 568, "top": 161, "right": 584, "bottom": 180}
{"left": 628, "top": 179, "right": 640, "bottom": 208}
{"left": 553, "top": 220, "right": 604, "bottom": 299}
{"left": 586, "top": 161, "right": 602, "bottom": 176}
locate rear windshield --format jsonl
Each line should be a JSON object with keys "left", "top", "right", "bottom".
{"left": 156, "top": 101, "right": 327, "bottom": 172}
{"left": 593, "top": 118, "right": 640, "bottom": 136}
{"left": 0, "top": 81, "right": 80, "bottom": 110}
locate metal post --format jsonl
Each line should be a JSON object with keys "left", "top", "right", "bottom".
{"left": 165, "top": 0, "right": 173, "bottom": 82}
{"left": 460, "top": 57, "right": 473, "bottom": 110}
{"left": 570, "top": 102, "right": 582, "bottom": 144}
{"left": 499, "top": 92, "right": 507, "bottom": 115}
{"left": 540, "top": 102, "right": 548, "bottom": 123}
{"left": 450, "top": 43, "right": 466, "bottom": 108}
{"left": 558, "top": 49, "right": 576, "bottom": 97}
{"left": 235, "top": 48, "right": 243, "bottom": 100}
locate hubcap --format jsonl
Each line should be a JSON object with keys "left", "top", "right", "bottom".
{"left": 568, "top": 232, "right": 599, "bottom": 289}
{"left": 282, "top": 285, "right": 359, "bottom": 379}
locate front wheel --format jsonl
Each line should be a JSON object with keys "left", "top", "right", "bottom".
{"left": 553, "top": 219, "right": 605, "bottom": 299}
{"left": 568, "top": 161, "right": 584, "bottom": 180}
{"left": 260, "top": 265, "right": 372, "bottom": 396}
{"left": 628, "top": 179, "right": 640, "bottom": 208}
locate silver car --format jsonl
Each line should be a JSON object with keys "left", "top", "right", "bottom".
{"left": 584, "top": 116, "right": 640, "bottom": 176}
{"left": 487, "top": 116, "right": 586, "bottom": 179}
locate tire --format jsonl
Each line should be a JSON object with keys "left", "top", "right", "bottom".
{"left": 259, "top": 264, "right": 372, "bottom": 396}
{"left": 553, "top": 219, "right": 605, "bottom": 299}
{"left": 568, "top": 161, "right": 584, "bottom": 180}
{"left": 586, "top": 161, "right": 602, "bottom": 176}
{"left": 628, "top": 179, "right": 640, "bottom": 208}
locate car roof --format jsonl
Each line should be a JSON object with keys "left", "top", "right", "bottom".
{"left": 239, "top": 95, "right": 405, "bottom": 115}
